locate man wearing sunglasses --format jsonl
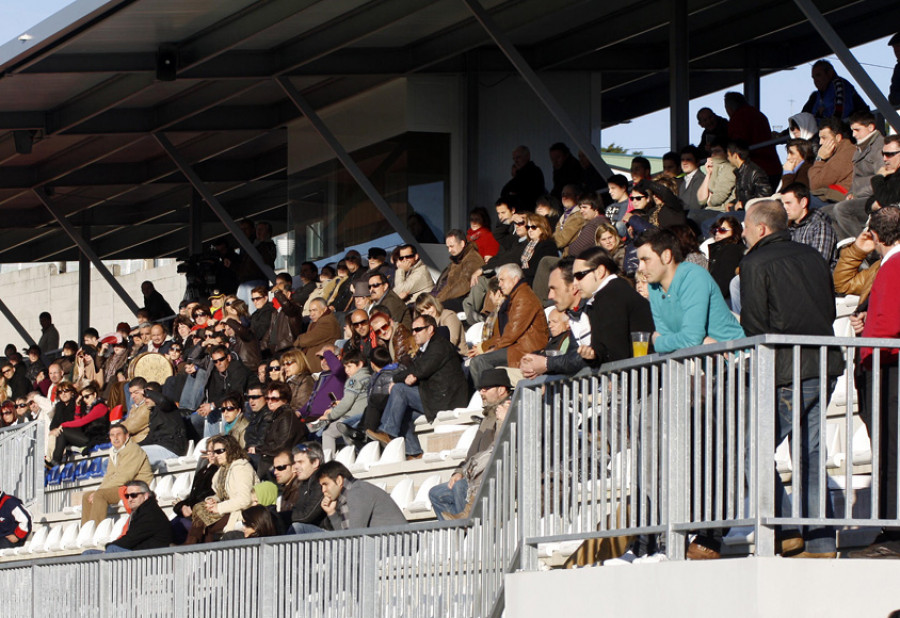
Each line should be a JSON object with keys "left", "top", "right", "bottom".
{"left": 869, "top": 134, "right": 900, "bottom": 211}
{"left": 366, "top": 315, "right": 468, "bottom": 459}
{"left": 95, "top": 481, "right": 172, "bottom": 553}
{"left": 368, "top": 272, "right": 411, "bottom": 329}
{"left": 394, "top": 245, "right": 434, "bottom": 303}
{"left": 271, "top": 449, "right": 300, "bottom": 524}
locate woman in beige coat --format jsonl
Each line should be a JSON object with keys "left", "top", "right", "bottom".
{"left": 186, "top": 434, "right": 258, "bottom": 543}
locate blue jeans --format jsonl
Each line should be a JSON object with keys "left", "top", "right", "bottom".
{"left": 773, "top": 377, "right": 836, "bottom": 554}
{"left": 429, "top": 478, "right": 469, "bottom": 520}
{"left": 141, "top": 445, "right": 179, "bottom": 471}
{"left": 379, "top": 384, "right": 424, "bottom": 456}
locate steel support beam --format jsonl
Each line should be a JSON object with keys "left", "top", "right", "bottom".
{"left": 155, "top": 133, "right": 278, "bottom": 283}
{"left": 743, "top": 45, "right": 761, "bottom": 109}
{"left": 0, "top": 298, "right": 37, "bottom": 347}
{"left": 669, "top": 0, "right": 690, "bottom": 151}
{"left": 793, "top": 0, "right": 900, "bottom": 131}
{"left": 78, "top": 225, "right": 91, "bottom": 338}
{"left": 33, "top": 188, "right": 141, "bottom": 315}
{"left": 460, "top": 0, "right": 614, "bottom": 180}
{"left": 275, "top": 77, "right": 437, "bottom": 269}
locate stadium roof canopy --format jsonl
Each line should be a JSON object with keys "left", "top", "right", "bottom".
{"left": 0, "top": 0, "right": 897, "bottom": 263}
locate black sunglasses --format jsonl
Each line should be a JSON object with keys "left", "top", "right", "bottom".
{"left": 222, "top": 405, "right": 239, "bottom": 412}
{"left": 630, "top": 195, "right": 647, "bottom": 200}
{"left": 411, "top": 326, "right": 429, "bottom": 333}
{"left": 273, "top": 464, "right": 290, "bottom": 472}
{"left": 123, "top": 492, "right": 146, "bottom": 499}
{"left": 573, "top": 269, "right": 594, "bottom": 281}
{"left": 212, "top": 448, "right": 227, "bottom": 455}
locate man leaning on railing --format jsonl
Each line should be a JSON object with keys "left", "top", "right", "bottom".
{"left": 740, "top": 199, "right": 843, "bottom": 559}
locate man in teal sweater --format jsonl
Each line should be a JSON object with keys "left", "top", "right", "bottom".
{"left": 635, "top": 229, "right": 744, "bottom": 354}
{"left": 635, "top": 228, "right": 744, "bottom": 561}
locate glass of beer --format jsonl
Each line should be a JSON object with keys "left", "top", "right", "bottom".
{"left": 631, "top": 331, "right": 650, "bottom": 357}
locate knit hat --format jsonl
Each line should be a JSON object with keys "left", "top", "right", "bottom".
{"left": 253, "top": 481, "right": 278, "bottom": 507}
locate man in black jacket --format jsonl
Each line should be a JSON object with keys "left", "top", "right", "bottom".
{"left": 192, "top": 345, "right": 252, "bottom": 438}
{"left": 140, "top": 384, "right": 188, "bottom": 470}
{"left": 288, "top": 442, "right": 330, "bottom": 534}
{"left": 727, "top": 140, "right": 772, "bottom": 210}
{"left": 98, "top": 481, "right": 172, "bottom": 553}
{"left": 740, "top": 199, "right": 842, "bottom": 559}
{"left": 501, "top": 145, "right": 546, "bottom": 210}
{"left": 366, "top": 315, "right": 469, "bottom": 458}
{"left": 572, "top": 246, "right": 654, "bottom": 365}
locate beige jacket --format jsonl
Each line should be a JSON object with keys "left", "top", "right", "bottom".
{"left": 212, "top": 458, "right": 259, "bottom": 531}
{"left": 122, "top": 400, "right": 152, "bottom": 444}
{"left": 394, "top": 259, "right": 434, "bottom": 302}
{"left": 99, "top": 438, "right": 153, "bottom": 490}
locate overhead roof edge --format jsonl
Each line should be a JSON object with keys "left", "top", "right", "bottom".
{"left": 0, "top": 0, "right": 134, "bottom": 74}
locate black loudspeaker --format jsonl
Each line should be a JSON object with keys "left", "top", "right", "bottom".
{"left": 13, "top": 130, "right": 33, "bottom": 155}
{"left": 157, "top": 45, "right": 178, "bottom": 82}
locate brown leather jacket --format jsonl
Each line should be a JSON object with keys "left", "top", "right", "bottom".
{"left": 434, "top": 242, "right": 484, "bottom": 303}
{"left": 482, "top": 280, "right": 549, "bottom": 367}
{"left": 833, "top": 241, "right": 880, "bottom": 304}
{"left": 294, "top": 312, "right": 342, "bottom": 370}
{"left": 389, "top": 324, "right": 418, "bottom": 367}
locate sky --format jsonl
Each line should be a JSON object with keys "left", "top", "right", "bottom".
{"left": 1, "top": 1, "right": 896, "bottom": 156}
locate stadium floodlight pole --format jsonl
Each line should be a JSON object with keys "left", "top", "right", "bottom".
{"left": 33, "top": 188, "right": 142, "bottom": 316}
{"left": 793, "top": 0, "right": 900, "bottom": 133}
{"left": 154, "top": 132, "right": 279, "bottom": 284}
{"left": 460, "top": 0, "right": 614, "bottom": 181}
{"left": 0, "top": 297, "right": 37, "bottom": 347}
{"left": 275, "top": 76, "right": 437, "bottom": 270}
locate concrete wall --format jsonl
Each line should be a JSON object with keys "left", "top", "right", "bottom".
{"left": 506, "top": 557, "right": 900, "bottom": 617}
{"left": 0, "top": 263, "right": 184, "bottom": 350}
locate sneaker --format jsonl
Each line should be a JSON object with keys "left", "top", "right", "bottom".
{"left": 603, "top": 550, "right": 638, "bottom": 566}
{"left": 307, "top": 418, "right": 328, "bottom": 433}
{"left": 633, "top": 552, "right": 668, "bottom": 564}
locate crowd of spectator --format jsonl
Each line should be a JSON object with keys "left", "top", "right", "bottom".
{"left": 2, "top": 44, "right": 900, "bottom": 561}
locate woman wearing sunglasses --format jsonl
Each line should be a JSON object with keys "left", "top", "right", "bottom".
{"left": 185, "top": 434, "right": 259, "bottom": 544}
{"left": 217, "top": 393, "right": 249, "bottom": 449}
{"left": 280, "top": 349, "right": 314, "bottom": 411}
{"left": 707, "top": 216, "right": 746, "bottom": 303}
{"left": 520, "top": 213, "right": 559, "bottom": 286}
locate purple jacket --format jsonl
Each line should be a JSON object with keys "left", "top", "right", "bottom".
{"left": 299, "top": 350, "right": 346, "bottom": 420}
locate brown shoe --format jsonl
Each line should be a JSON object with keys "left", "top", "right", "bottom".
{"left": 442, "top": 498, "right": 474, "bottom": 520}
{"left": 776, "top": 534, "right": 804, "bottom": 557}
{"left": 788, "top": 551, "right": 836, "bottom": 559}
{"left": 365, "top": 429, "right": 393, "bottom": 446}
{"left": 406, "top": 453, "right": 423, "bottom": 461}
{"left": 686, "top": 542, "right": 721, "bottom": 560}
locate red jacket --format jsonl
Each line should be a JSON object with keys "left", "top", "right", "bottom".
{"left": 861, "top": 252, "right": 900, "bottom": 367}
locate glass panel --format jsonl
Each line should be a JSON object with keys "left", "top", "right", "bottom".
{"left": 286, "top": 131, "right": 450, "bottom": 268}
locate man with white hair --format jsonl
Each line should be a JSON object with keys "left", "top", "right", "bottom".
{"left": 468, "top": 263, "right": 548, "bottom": 388}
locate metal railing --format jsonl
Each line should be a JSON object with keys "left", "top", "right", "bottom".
{"left": 515, "top": 334, "right": 900, "bottom": 562}
{"left": 2, "top": 334, "right": 898, "bottom": 616}
{"left": 0, "top": 420, "right": 44, "bottom": 515}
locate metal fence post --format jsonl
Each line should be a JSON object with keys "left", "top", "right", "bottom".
{"left": 518, "top": 387, "right": 541, "bottom": 571}
{"left": 258, "top": 542, "right": 276, "bottom": 618}
{"left": 754, "top": 344, "right": 777, "bottom": 556}
{"left": 173, "top": 552, "right": 186, "bottom": 618}
{"left": 665, "top": 359, "right": 687, "bottom": 559}
{"left": 360, "top": 535, "right": 379, "bottom": 618}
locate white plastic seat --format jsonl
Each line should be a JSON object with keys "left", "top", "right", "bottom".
{"left": 42, "top": 525, "right": 65, "bottom": 552}
{"left": 465, "top": 322, "right": 484, "bottom": 346}
{"left": 171, "top": 472, "right": 193, "bottom": 502}
{"left": 349, "top": 441, "right": 381, "bottom": 473}
{"left": 154, "top": 475, "right": 176, "bottom": 502}
{"left": 774, "top": 438, "right": 793, "bottom": 473}
{"left": 374, "top": 437, "right": 406, "bottom": 467}
{"left": 699, "top": 237, "right": 714, "bottom": 259}
{"left": 448, "top": 425, "right": 479, "bottom": 459}
{"left": 390, "top": 477, "right": 415, "bottom": 510}
{"left": 25, "top": 526, "right": 50, "bottom": 553}
{"left": 323, "top": 448, "right": 333, "bottom": 462}
{"left": 91, "top": 518, "right": 115, "bottom": 547}
{"left": 466, "top": 391, "right": 482, "bottom": 411}
{"left": 59, "top": 522, "right": 81, "bottom": 550}
{"left": 109, "top": 515, "right": 129, "bottom": 544}
{"left": 179, "top": 437, "right": 207, "bottom": 465}
{"left": 334, "top": 445, "right": 356, "bottom": 467}
{"left": 76, "top": 520, "right": 96, "bottom": 548}
{"left": 406, "top": 474, "right": 443, "bottom": 513}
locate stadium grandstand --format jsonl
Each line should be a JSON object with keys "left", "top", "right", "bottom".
{"left": 1, "top": 0, "right": 900, "bottom": 616}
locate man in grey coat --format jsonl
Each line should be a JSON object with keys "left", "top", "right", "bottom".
{"left": 318, "top": 461, "right": 406, "bottom": 529}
